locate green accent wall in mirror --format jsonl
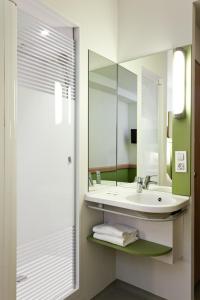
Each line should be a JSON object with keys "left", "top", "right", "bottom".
{"left": 91, "top": 167, "right": 137, "bottom": 183}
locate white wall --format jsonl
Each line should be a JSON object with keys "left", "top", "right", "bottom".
{"left": 117, "top": 66, "right": 137, "bottom": 167}
{"left": 89, "top": 79, "right": 137, "bottom": 170}
{"left": 38, "top": 0, "right": 118, "bottom": 299}
{"left": 118, "top": 100, "right": 137, "bottom": 165}
{"left": 0, "top": 1, "right": 5, "bottom": 299}
{"left": 3, "top": 2, "right": 17, "bottom": 300}
{"left": 117, "top": 101, "right": 130, "bottom": 165}
{"left": 117, "top": 4, "right": 193, "bottom": 299}
{"left": 89, "top": 87, "right": 117, "bottom": 168}
{"left": 116, "top": 210, "right": 192, "bottom": 300}
{"left": 128, "top": 103, "right": 137, "bottom": 164}
{"left": 118, "top": 0, "right": 193, "bottom": 62}
{"left": 0, "top": 0, "right": 195, "bottom": 299}
{"left": 121, "top": 52, "right": 168, "bottom": 184}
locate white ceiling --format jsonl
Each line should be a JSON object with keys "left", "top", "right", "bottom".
{"left": 117, "top": 0, "right": 193, "bottom": 62}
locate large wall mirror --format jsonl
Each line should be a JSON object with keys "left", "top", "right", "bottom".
{"left": 88, "top": 51, "right": 117, "bottom": 187}
{"left": 88, "top": 50, "right": 174, "bottom": 190}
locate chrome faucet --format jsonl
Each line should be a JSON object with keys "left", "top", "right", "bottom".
{"left": 143, "top": 175, "right": 157, "bottom": 189}
{"left": 136, "top": 177, "right": 143, "bottom": 193}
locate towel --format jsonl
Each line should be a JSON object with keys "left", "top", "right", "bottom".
{"left": 93, "top": 232, "right": 138, "bottom": 247}
{"left": 93, "top": 223, "right": 138, "bottom": 239}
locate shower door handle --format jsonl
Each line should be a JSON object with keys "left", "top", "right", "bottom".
{"left": 16, "top": 275, "right": 28, "bottom": 283}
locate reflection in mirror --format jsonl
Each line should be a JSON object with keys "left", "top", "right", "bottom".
{"left": 118, "top": 51, "right": 173, "bottom": 190}
{"left": 117, "top": 66, "right": 137, "bottom": 186}
{"left": 88, "top": 51, "right": 117, "bottom": 190}
{"left": 88, "top": 50, "right": 174, "bottom": 193}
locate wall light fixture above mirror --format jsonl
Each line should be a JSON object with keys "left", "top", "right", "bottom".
{"left": 172, "top": 48, "right": 186, "bottom": 119}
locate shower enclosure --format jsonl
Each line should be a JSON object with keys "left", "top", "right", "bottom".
{"left": 3, "top": 0, "right": 78, "bottom": 299}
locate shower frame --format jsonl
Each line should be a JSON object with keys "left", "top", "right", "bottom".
{"left": 0, "top": 0, "right": 80, "bottom": 299}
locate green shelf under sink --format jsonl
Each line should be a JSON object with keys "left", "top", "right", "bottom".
{"left": 87, "top": 235, "right": 172, "bottom": 257}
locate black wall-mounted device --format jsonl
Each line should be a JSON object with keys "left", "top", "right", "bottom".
{"left": 131, "top": 129, "right": 137, "bottom": 144}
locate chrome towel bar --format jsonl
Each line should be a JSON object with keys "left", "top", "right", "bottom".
{"left": 87, "top": 204, "right": 187, "bottom": 222}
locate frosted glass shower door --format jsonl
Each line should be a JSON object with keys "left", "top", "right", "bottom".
{"left": 16, "top": 5, "right": 77, "bottom": 300}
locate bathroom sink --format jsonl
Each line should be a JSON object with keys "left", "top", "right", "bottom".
{"left": 125, "top": 192, "right": 178, "bottom": 213}
{"left": 148, "top": 185, "right": 172, "bottom": 193}
{"left": 85, "top": 186, "right": 190, "bottom": 214}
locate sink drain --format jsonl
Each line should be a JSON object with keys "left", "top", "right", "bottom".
{"left": 157, "top": 197, "right": 162, "bottom": 202}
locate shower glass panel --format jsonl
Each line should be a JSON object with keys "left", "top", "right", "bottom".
{"left": 16, "top": 3, "right": 77, "bottom": 300}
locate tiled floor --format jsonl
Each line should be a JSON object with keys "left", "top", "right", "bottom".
{"left": 92, "top": 280, "right": 165, "bottom": 300}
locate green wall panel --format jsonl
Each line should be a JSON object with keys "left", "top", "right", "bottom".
{"left": 172, "top": 46, "right": 191, "bottom": 196}
{"left": 117, "top": 169, "right": 129, "bottom": 182}
{"left": 128, "top": 168, "right": 137, "bottom": 182}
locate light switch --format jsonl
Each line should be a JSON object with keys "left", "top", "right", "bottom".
{"left": 177, "top": 152, "right": 184, "bottom": 161}
{"left": 175, "top": 151, "right": 187, "bottom": 173}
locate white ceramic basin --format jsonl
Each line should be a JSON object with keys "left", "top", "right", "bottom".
{"left": 85, "top": 186, "right": 189, "bottom": 213}
{"left": 126, "top": 193, "right": 177, "bottom": 212}
{"left": 148, "top": 184, "right": 172, "bottom": 193}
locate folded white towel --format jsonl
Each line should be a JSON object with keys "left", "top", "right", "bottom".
{"left": 93, "top": 232, "right": 138, "bottom": 247}
{"left": 93, "top": 223, "right": 138, "bottom": 239}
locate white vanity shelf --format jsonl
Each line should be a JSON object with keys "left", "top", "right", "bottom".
{"left": 85, "top": 187, "right": 190, "bottom": 262}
